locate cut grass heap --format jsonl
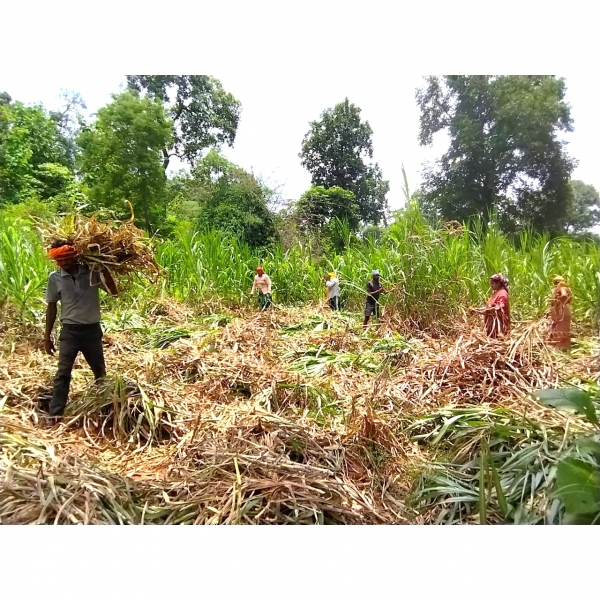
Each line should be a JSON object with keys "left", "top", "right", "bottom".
{"left": 0, "top": 303, "right": 595, "bottom": 524}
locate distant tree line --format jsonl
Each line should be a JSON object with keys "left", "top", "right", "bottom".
{"left": 1, "top": 75, "right": 598, "bottom": 251}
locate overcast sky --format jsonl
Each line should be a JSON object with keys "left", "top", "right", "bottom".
{"left": 3, "top": 73, "right": 598, "bottom": 213}
{"left": 0, "top": 72, "right": 600, "bottom": 209}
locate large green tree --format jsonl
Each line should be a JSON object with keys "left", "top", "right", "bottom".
{"left": 185, "top": 150, "right": 277, "bottom": 248}
{"left": 416, "top": 76, "right": 576, "bottom": 233}
{"left": 0, "top": 99, "right": 74, "bottom": 204}
{"left": 77, "top": 91, "right": 173, "bottom": 232}
{"left": 126, "top": 76, "right": 241, "bottom": 172}
{"left": 564, "top": 180, "right": 600, "bottom": 234}
{"left": 299, "top": 98, "right": 390, "bottom": 225}
{"left": 295, "top": 185, "right": 359, "bottom": 231}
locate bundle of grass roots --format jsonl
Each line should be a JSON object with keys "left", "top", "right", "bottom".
{"left": 39, "top": 208, "right": 160, "bottom": 281}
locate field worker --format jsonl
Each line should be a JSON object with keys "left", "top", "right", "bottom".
{"left": 548, "top": 275, "right": 572, "bottom": 350}
{"left": 42, "top": 240, "right": 118, "bottom": 421}
{"left": 250, "top": 265, "right": 273, "bottom": 311}
{"left": 325, "top": 272, "right": 340, "bottom": 311}
{"left": 474, "top": 273, "right": 510, "bottom": 338}
{"left": 363, "top": 269, "right": 388, "bottom": 330}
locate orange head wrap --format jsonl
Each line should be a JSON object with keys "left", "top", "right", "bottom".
{"left": 48, "top": 244, "right": 78, "bottom": 261}
{"left": 256, "top": 265, "right": 264, "bottom": 273}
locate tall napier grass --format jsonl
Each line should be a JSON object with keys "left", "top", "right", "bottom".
{"left": 156, "top": 224, "right": 324, "bottom": 305}
{"left": 156, "top": 206, "right": 599, "bottom": 329}
{"left": 2, "top": 207, "right": 599, "bottom": 330}
{"left": 469, "top": 216, "right": 600, "bottom": 327}
{"left": 0, "top": 216, "right": 49, "bottom": 321}
{"left": 326, "top": 205, "right": 600, "bottom": 329}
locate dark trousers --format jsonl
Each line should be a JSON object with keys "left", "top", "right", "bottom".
{"left": 258, "top": 291, "right": 273, "bottom": 311}
{"left": 329, "top": 296, "right": 340, "bottom": 311}
{"left": 49, "top": 323, "right": 106, "bottom": 416}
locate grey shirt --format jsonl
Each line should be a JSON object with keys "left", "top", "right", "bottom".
{"left": 45, "top": 266, "right": 106, "bottom": 324}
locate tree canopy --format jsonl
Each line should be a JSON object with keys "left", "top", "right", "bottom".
{"left": 295, "top": 185, "right": 359, "bottom": 232}
{"left": 184, "top": 150, "right": 278, "bottom": 249}
{"left": 77, "top": 91, "right": 173, "bottom": 232}
{"left": 0, "top": 100, "right": 74, "bottom": 204}
{"left": 49, "top": 90, "right": 87, "bottom": 166}
{"left": 299, "top": 98, "right": 389, "bottom": 226}
{"left": 416, "top": 76, "right": 576, "bottom": 233}
{"left": 564, "top": 180, "right": 600, "bottom": 234}
{"left": 126, "top": 75, "right": 241, "bottom": 172}
{"left": 2, "top": 77, "right": 598, "bottom": 243}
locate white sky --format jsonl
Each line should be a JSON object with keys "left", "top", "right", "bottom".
{"left": 2, "top": 0, "right": 598, "bottom": 217}
{"left": 2, "top": 73, "right": 598, "bottom": 214}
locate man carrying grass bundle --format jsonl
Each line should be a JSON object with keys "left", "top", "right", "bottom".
{"left": 42, "top": 240, "right": 118, "bottom": 421}
{"left": 250, "top": 265, "right": 273, "bottom": 311}
{"left": 363, "top": 269, "right": 388, "bottom": 330}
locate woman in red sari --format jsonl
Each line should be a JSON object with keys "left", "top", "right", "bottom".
{"left": 549, "top": 275, "right": 572, "bottom": 350}
{"left": 475, "top": 273, "right": 511, "bottom": 338}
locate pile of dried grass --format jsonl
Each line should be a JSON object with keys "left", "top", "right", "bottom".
{"left": 38, "top": 212, "right": 160, "bottom": 280}
{"left": 0, "top": 399, "right": 408, "bottom": 524}
{"left": 0, "top": 426, "right": 137, "bottom": 524}
{"left": 0, "top": 304, "right": 586, "bottom": 525}
{"left": 63, "top": 375, "right": 181, "bottom": 447}
{"left": 0, "top": 306, "right": 417, "bottom": 524}
{"left": 386, "top": 320, "right": 561, "bottom": 411}
{"left": 168, "top": 406, "right": 405, "bottom": 524}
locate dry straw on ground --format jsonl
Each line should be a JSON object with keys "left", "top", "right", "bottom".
{"left": 386, "top": 320, "right": 560, "bottom": 410}
{"left": 0, "top": 304, "right": 584, "bottom": 524}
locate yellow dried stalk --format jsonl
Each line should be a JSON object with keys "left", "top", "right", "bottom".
{"left": 37, "top": 209, "right": 161, "bottom": 281}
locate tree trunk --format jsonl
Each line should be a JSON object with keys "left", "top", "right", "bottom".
{"left": 161, "top": 101, "right": 184, "bottom": 172}
{"left": 144, "top": 203, "right": 152, "bottom": 232}
{"left": 481, "top": 168, "right": 496, "bottom": 230}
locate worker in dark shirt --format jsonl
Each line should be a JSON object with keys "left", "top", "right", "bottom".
{"left": 43, "top": 240, "right": 118, "bottom": 421}
{"left": 363, "top": 269, "right": 388, "bottom": 330}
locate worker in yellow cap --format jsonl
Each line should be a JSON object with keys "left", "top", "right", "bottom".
{"left": 324, "top": 272, "right": 340, "bottom": 311}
